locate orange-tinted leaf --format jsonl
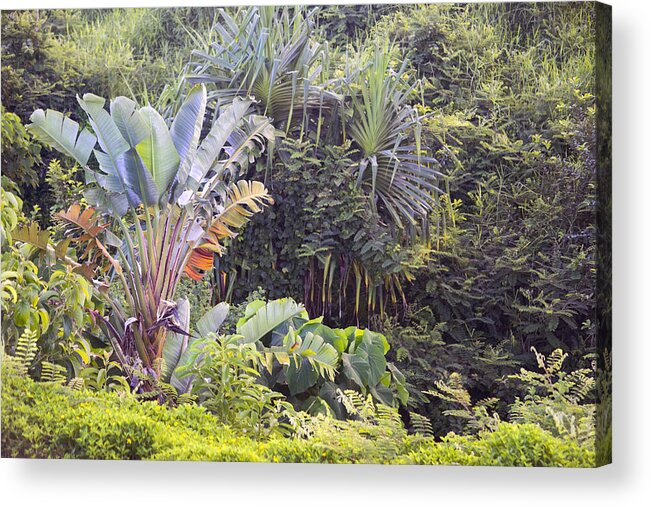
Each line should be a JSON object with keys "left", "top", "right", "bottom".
{"left": 184, "top": 247, "right": 214, "bottom": 280}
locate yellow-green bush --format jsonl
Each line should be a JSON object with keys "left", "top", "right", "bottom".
{"left": 1, "top": 359, "right": 595, "bottom": 466}
{"left": 1, "top": 360, "right": 260, "bottom": 461}
{"left": 403, "top": 424, "right": 595, "bottom": 467}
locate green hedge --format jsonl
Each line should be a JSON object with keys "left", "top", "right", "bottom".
{"left": 1, "top": 365, "right": 263, "bottom": 461}
{"left": 403, "top": 424, "right": 595, "bottom": 467}
{"left": 1, "top": 364, "right": 594, "bottom": 466}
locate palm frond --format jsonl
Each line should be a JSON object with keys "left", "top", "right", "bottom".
{"left": 184, "top": 180, "right": 273, "bottom": 280}
{"left": 342, "top": 44, "right": 442, "bottom": 230}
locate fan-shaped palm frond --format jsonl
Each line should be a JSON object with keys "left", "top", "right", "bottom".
{"left": 342, "top": 44, "right": 443, "bottom": 230}
{"left": 186, "top": 6, "right": 340, "bottom": 134}
{"left": 207, "top": 180, "right": 274, "bottom": 241}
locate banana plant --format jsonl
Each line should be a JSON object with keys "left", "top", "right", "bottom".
{"left": 25, "top": 84, "right": 276, "bottom": 385}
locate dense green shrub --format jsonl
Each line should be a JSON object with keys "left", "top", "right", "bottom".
{"left": 1, "top": 205, "right": 99, "bottom": 374}
{"left": 1, "top": 10, "right": 80, "bottom": 119}
{"left": 507, "top": 348, "right": 596, "bottom": 444}
{"left": 314, "top": 4, "right": 402, "bottom": 48}
{"left": 220, "top": 138, "right": 428, "bottom": 324}
{"left": 379, "top": 2, "right": 596, "bottom": 354}
{"left": 364, "top": 3, "right": 599, "bottom": 428}
{"left": 1, "top": 358, "right": 263, "bottom": 460}
{"left": 404, "top": 423, "right": 594, "bottom": 467}
{"left": 2, "top": 361, "right": 594, "bottom": 466}
{"left": 423, "top": 348, "right": 597, "bottom": 446}
{"left": 178, "top": 333, "right": 296, "bottom": 439}
{"left": 1, "top": 108, "right": 42, "bottom": 190}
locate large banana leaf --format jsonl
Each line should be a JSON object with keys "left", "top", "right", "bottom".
{"left": 77, "top": 94, "right": 143, "bottom": 209}
{"left": 110, "top": 96, "right": 148, "bottom": 148}
{"left": 195, "top": 302, "right": 229, "bottom": 337}
{"left": 136, "top": 106, "right": 181, "bottom": 203}
{"left": 236, "top": 298, "right": 308, "bottom": 344}
{"left": 109, "top": 97, "right": 158, "bottom": 206}
{"left": 170, "top": 84, "right": 207, "bottom": 188}
{"left": 78, "top": 94, "right": 129, "bottom": 157}
{"left": 27, "top": 109, "right": 96, "bottom": 167}
{"left": 187, "top": 97, "right": 252, "bottom": 189}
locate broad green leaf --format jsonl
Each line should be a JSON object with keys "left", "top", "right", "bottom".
{"left": 187, "top": 97, "right": 252, "bottom": 187}
{"left": 388, "top": 362, "right": 409, "bottom": 406}
{"left": 291, "top": 331, "right": 338, "bottom": 377}
{"left": 136, "top": 106, "right": 181, "bottom": 202}
{"left": 318, "top": 382, "right": 347, "bottom": 420}
{"left": 341, "top": 352, "right": 370, "bottom": 389}
{"left": 78, "top": 94, "right": 129, "bottom": 156}
{"left": 358, "top": 330, "right": 387, "bottom": 386}
{"left": 78, "top": 94, "right": 144, "bottom": 209}
{"left": 239, "top": 299, "right": 267, "bottom": 324}
{"left": 369, "top": 383, "right": 393, "bottom": 406}
{"left": 109, "top": 97, "right": 159, "bottom": 205}
{"left": 196, "top": 302, "right": 229, "bottom": 337}
{"left": 298, "top": 320, "right": 347, "bottom": 354}
{"left": 170, "top": 84, "right": 207, "bottom": 187}
{"left": 343, "top": 326, "right": 364, "bottom": 352}
{"left": 285, "top": 358, "right": 319, "bottom": 395}
{"left": 364, "top": 329, "right": 390, "bottom": 354}
{"left": 301, "top": 396, "right": 335, "bottom": 417}
{"left": 27, "top": 109, "right": 96, "bottom": 166}
{"left": 236, "top": 298, "right": 308, "bottom": 344}
{"left": 170, "top": 337, "right": 211, "bottom": 394}
{"left": 110, "top": 97, "right": 148, "bottom": 148}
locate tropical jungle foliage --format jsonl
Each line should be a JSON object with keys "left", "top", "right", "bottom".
{"left": 1, "top": 3, "right": 609, "bottom": 466}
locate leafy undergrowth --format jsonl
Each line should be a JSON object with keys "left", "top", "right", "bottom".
{"left": 1, "top": 359, "right": 594, "bottom": 466}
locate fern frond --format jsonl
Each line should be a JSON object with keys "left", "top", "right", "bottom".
{"left": 15, "top": 329, "right": 39, "bottom": 376}
{"left": 409, "top": 412, "right": 433, "bottom": 437}
{"left": 68, "top": 377, "right": 85, "bottom": 390}
{"left": 41, "top": 361, "right": 68, "bottom": 384}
